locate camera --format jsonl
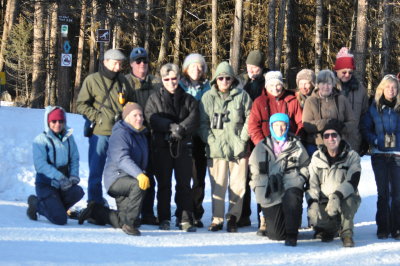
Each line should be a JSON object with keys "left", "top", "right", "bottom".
{"left": 211, "top": 111, "right": 229, "bottom": 129}
{"left": 384, "top": 133, "right": 396, "bottom": 148}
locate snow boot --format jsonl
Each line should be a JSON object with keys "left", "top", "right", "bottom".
{"left": 180, "top": 222, "right": 197, "bottom": 232}
{"left": 122, "top": 224, "right": 141, "bottom": 236}
{"left": 341, "top": 236, "right": 354, "bottom": 247}
{"left": 27, "top": 195, "right": 38, "bottom": 221}
{"left": 227, "top": 216, "right": 238, "bottom": 233}
{"left": 159, "top": 220, "right": 170, "bottom": 230}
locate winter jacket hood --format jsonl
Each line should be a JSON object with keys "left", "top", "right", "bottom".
{"left": 210, "top": 62, "right": 239, "bottom": 86}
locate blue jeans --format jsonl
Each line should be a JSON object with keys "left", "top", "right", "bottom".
{"left": 371, "top": 154, "right": 400, "bottom": 236}
{"left": 88, "top": 134, "right": 109, "bottom": 204}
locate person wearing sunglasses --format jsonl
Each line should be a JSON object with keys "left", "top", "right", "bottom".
{"left": 125, "top": 47, "right": 161, "bottom": 226}
{"left": 361, "top": 74, "right": 400, "bottom": 240}
{"left": 333, "top": 47, "right": 369, "bottom": 155}
{"left": 27, "top": 106, "right": 84, "bottom": 225}
{"left": 308, "top": 119, "right": 361, "bottom": 247}
{"left": 302, "top": 70, "right": 357, "bottom": 156}
{"left": 145, "top": 63, "right": 199, "bottom": 232}
{"left": 199, "top": 61, "right": 252, "bottom": 233}
{"left": 249, "top": 113, "right": 309, "bottom": 246}
{"left": 178, "top": 53, "right": 211, "bottom": 228}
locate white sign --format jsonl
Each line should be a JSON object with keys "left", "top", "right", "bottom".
{"left": 61, "top": 25, "right": 68, "bottom": 37}
{"left": 61, "top": 53, "right": 72, "bottom": 67}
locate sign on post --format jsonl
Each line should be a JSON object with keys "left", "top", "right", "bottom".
{"left": 61, "top": 25, "right": 68, "bottom": 37}
{"left": 97, "top": 29, "right": 110, "bottom": 42}
{"left": 61, "top": 53, "right": 72, "bottom": 67}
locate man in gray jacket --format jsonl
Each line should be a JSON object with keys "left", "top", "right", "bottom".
{"left": 307, "top": 119, "right": 361, "bottom": 247}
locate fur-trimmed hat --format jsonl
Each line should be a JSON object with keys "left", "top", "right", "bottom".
{"left": 334, "top": 47, "right": 355, "bottom": 70}
{"left": 296, "top": 69, "right": 315, "bottom": 87}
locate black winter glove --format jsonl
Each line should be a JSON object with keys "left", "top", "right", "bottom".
{"left": 69, "top": 176, "right": 80, "bottom": 185}
{"left": 169, "top": 123, "right": 185, "bottom": 141}
{"left": 59, "top": 176, "right": 73, "bottom": 191}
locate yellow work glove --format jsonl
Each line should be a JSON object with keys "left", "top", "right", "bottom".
{"left": 137, "top": 173, "right": 150, "bottom": 190}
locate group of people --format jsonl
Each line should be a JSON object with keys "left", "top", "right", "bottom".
{"left": 26, "top": 46, "right": 400, "bottom": 248}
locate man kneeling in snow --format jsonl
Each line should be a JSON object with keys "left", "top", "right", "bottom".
{"left": 27, "top": 106, "right": 84, "bottom": 225}
{"left": 307, "top": 119, "right": 361, "bottom": 247}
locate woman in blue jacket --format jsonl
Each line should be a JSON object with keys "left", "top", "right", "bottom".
{"left": 28, "top": 106, "right": 84, "bottom": 225}
{"left": 361, "top": 74, "right": 400, "bottom": 240}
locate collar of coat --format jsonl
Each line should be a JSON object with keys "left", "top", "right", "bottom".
{"left": 263, "top": 134, "right": 301, "bottom": 161}
{"left": 209, "top": 84, "right": 243, "bottom": 99}
{"left": 314, "top": 140, "right": 351, "bottom": 167}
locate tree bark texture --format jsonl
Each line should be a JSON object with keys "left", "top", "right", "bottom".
{"left": 30, "top": 0, "right": 45, "bottom": 108}
{"left": 173, "top": 0, "right": 184, "bottom": 65}
{"left": 268, "top": 0, "right": 276, "bottom": 70}
{"left": 211, "top": 0, "right": 218, "bottom": 76}
{"left": 314, "top": 0, "right": 323, "bottom": 73}
{"left": 354, "top": 0, "right": 368, "bottom": 86}
{"left": 157, "top": 0, "right": 173, "bottom": 65}
{"left": 274, "top": 0, "right": 287, "bottom": 71}
{"left": 380, "top": 0, "right": 392, "bottom": 76}
{"left": 0, "top": 0, "right": 18, "bottom": 72}
{"left": 231, "top": 0, "right": 243, "bottom": 74}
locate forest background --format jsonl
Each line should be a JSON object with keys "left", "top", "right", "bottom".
{"left": 0, "top": 0, "right": 399, "bottom": 112}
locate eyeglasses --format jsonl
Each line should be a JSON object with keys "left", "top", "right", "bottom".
{"left": 323, "top": 132, "right": 338, "bottom": 139}
{"left": 217, "top": 76, "right": 231, "bottom": 81}
{"left": 341, "top": 71, "right": 353, "bottom": 75}
{"left": 135, "top": 59, "right": 148, "bottom": 64}
{"left": 50, "top": 120, "right": 64, "bottom": 124}
{"left": 163, "top": 77, "right": 178, "bottom": 82}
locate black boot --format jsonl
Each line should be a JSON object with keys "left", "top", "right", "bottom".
{"left": 27, "top": 195, "right": 38, "bottom": 221}
{"left": 227, "top": 216, "right": 238, "bottom": 233}
{"left": 122, "top": 224, "right": 141, "bottom": 236}
{"left": 285, "top": 234, "right": 298, "bottom": 247}
{"left": 78, "top": 201, "right": 95, "bottom": 225}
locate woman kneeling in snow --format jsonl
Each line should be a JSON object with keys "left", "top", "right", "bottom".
{"left": 249, "top": 113, "right": 309, "bottom": 246}
{"left": 27, "top": 106, "right": 84, "bottom": 225}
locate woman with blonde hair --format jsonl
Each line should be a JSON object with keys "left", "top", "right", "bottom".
{"left": 361, "top": 74, "right": 400, "bottom": 240}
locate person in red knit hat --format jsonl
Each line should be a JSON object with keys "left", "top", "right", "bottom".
{"left": 333, "top": 47, "right": 369, "bottom": 155}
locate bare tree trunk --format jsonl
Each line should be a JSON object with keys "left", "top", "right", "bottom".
{"left": 326, "top": 0, "right": 331, "bottom": 64}
{"left": 348, "top": 0, "right": 357, "bottom": 50}
{"left": 173, "top": 0, "right": 183, "bottom": 65}
{"left": 231, "top": 0, "right": 243, "bottom": 74}
{"left": 30, "top": 0, "right": 46, "bottom": 108}
{"left": 211, "top": 0, "right": 218, "bottom": 75}
{"left": 157, "top": 0, "right": 173, "bottom": 65}
{"left": 89, "top": 0, "right": 98, "bottom": 73}
{"left": 315, "top": 0, "right": 323, "bottom": 73}
{"left": 0, "top": 0, "right": 18, "bottom": 72}
{"left": 45, "top": 2, "right": 58, "bottom": 106}
{"left": 144, "top": 0, "right": 152, "bottom": 51}
{"left": 354, "top": 0, "right": 368, "bottom": 86}
{"left": 285, "top": 0, "right": 299, "bottom": 90}
{"left": 274, "top": 0, "right": 286, "bottom": 71}
{"left": 132, "top": 0, "right": 140, "bottom": 47}
{"left": 268, "top": 0, "right": 276, "bottom": 70}
{"left": 380, "top": 0, "right": 391, "bottom": 76}
{"left": 72, "top": 0, "right": 87, "bottom": 113}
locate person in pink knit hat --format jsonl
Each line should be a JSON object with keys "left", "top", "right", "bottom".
{"left": 333, "top": 47, "right": 369, "bottom": 155}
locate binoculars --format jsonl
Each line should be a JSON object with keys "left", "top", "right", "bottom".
{"left": 384, "top": 133, "right": 396, "bottom": 148}
{"left": 211, "top": 111, "right": 230, "bottom": 129}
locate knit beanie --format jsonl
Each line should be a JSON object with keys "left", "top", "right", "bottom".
{"left": 48, "top": 108, "right": 65, "bottom": 123}
{"left": 182, "top": 53, "right": 208, "bottom": 74}
{"left": 104, "top": 49, "right": 126, "bottom": 61}
{"left": 129, "top": 47, "right": 148, "bottom": 63}
{"left": 246, "top": 50, "right": 265, "bottom": 68}
{"left": 269, "top": 113, "right": 289, "bottom": 141}
{"left": 334, "top": 47, "right": 355, "bottom": 70}
{"left": 322, "top": 119, "right": 344, "bottom": 137}
{"left": 296, "top": 69, "right": 315, "bottom": 87}
{"left": 264, "top": 71, "right": 283, "bottom": 87}
{"left": 122, "top": 102, "right": 142, "bottom": 119}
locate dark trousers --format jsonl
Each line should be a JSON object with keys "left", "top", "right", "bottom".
{"left": 108, "top": 176, "right": 144, "bottom": 227}
{"left": 154, "top": 144, "right": 193, "bottom": 223}
{"left": 36, "top": 183, "right": 84, "bottom": 225}
{"left": 371, "top": 154, "right": 400, "bottom": 236}
{"left": 263, "top": 188, "right": 303, "bottom": 240}
{"left": 191, "top": 135, "right": 207, "bottom": 220}
{"left": 141, "top": 151, "right": 156, "bottom": 219}
{"left": 88, "top": 134, "right": 109, "bottom": 204}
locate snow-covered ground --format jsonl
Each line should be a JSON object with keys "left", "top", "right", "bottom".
{"left": 1, "top": 105, "right": 399, "bottom": 265}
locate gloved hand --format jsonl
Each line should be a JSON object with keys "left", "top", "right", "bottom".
{"left": 325, "top": 193, "right": 341, "bottom": 217}
{"left": 169, "top": 123, "right": 185, "bottom": 141}
{"left": 307, "top": 201, "right": 321, "bottom": 227}
{"left": 69, "top": 176, "right": 80, "bottom": 185}
{"left": 137, "top": 173, "right": 150, "bottom": 190}
{"left": 51, "top": 179, "right": 60, "bottom": 189}
{"left": 59, "top": 176, "right": 73, "bottom": 191}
